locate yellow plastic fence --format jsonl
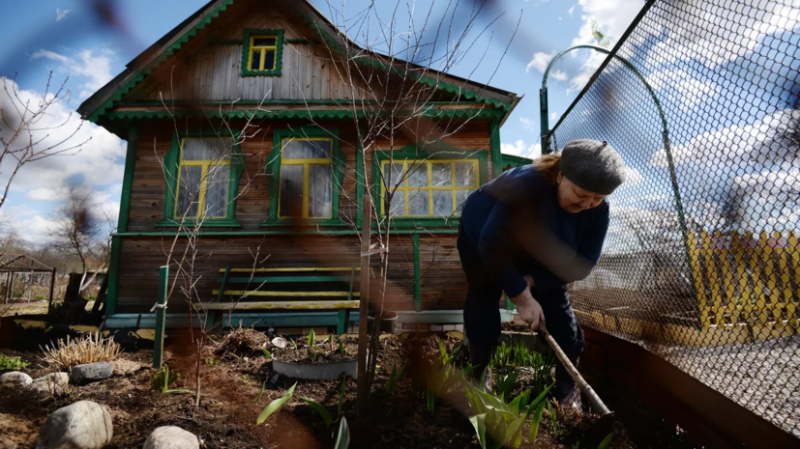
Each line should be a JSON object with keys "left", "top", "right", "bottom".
{"left": 687, "top": 230, "right": 799, "bottom": 329}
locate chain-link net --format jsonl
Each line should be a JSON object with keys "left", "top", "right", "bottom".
{"left": 548, "top": 0, "right": 800, "bottom": 437}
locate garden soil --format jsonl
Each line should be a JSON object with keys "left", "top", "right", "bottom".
{"left": 1, "top": 332, "right": 695, "bottom": 449}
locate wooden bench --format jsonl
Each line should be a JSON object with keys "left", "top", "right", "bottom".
{"left": 199, "top": 266, "right": 360, "bottom": 334}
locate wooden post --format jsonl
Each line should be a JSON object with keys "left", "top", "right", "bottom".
{"left": 27, "top": 269, "right": 33, "bottom": 303}
{"left": 48, "top": 268, "right": 56, "bottom": 314}
{"left": 4, "top": 271, "right": 10, "bottom": 304}
{"left": 8, "top": 271, "right": 14, "bottom": 302}
{"left": 356, "top": 195, "right": 372, "bottom": 415}
{"left": 153, "top": 265, "right": 169, "bottom": 369}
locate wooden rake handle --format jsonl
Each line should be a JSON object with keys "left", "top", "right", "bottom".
{"left": 538, "top": 321, "right": 612, "bottom": 416}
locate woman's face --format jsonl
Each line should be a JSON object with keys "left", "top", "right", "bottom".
{"left": 556, "top": 172, "right": 607, "bottom": 213}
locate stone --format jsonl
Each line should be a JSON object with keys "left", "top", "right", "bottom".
{"left": 30, "top": 373, "right": 70, "bottom": 395}
{"left": 143, "top": 426, "right": 200, "bottom": 449}
{"left": 268, "top": 371, "right": 281, "bottom": 385}
{"left": 35, "top": 400, "right": 113, "bottom": 449}
{"left": 69, "top": 362, "right": 113, "bottom": 385}
{"left": 1, "top": 371, "right": 33, "bottom": 389}
{"left": 110, "top": 359, "right": 144, "bottom": 376}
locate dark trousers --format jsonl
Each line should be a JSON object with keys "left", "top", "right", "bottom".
{"left": 458, "top": 232, "right": 584, "bottom": 398}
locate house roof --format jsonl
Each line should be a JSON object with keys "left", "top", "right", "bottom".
{"left": 77, "top": 0, "right": 520, "bottom": 124}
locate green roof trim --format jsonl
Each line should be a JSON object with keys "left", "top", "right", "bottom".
{"left": 86, "top": 0, "right": 235, "bottom": 122}
{"left": 103, "top": 108, "right": 504, "bottom": 121}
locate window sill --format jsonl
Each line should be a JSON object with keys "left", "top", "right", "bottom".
{"left": 381, "top": 217, "right": 461, "bottom": 229}
{"left": 260, "top": 218, "right": 352, "bottom": 228}
{"left": 156, "top": 219, "right": 242, "bottom": 228}
{"left": 241, "top": 70, "right": 282, "bottom": 77}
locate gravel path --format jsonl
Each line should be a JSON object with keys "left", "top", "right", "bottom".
{"left": 648, "top": 336, "right": 800, "bottom": 438}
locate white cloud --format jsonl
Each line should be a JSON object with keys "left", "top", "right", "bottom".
{"left": 568, "top": 5, "right": 576, "bottom": 16}
{"left": 649, "top": 109, "right": 800, "bottom": 169}
{"left": 20, "top": 214, "right": 63, "bottom": 244}
{"left": 645, "top": 0, "right": 800, "bottom": 69}
{"left": 550, "top": 70, "right": 568, "bottom": 82}
{"left": 572, "top": 0, "right": 640, "bottom": 48}
{"left": 566, "top": 0, "right": 641, "bottom": 94}
{"left": 56, "top": 8, "right": 70, "bottom": 22}
{"left": 27, "top": 187, "right": 70, "bottom": 202}
{"left": 32, "top": 49, "right": 114, "bottom": 99}
{"left": 645, "top": 69, "right": 718, "bottom": 112}
{"left": 567, "top": 50, "right": 606, "bottom": 94}
{"left": 730, "top": 170, "right": 800, "bottom": 232}
{"left": 501, "top": 140, "right": 542, "bottom": 159}
{"left": 519, "top": 117, "right": 534, "bottom": 130}
{"left": 526, "top": 51, "right": 554, "bottom": 73}
{"left": 559, "top": 17, "right": 563, "bottom": 21}
{"left": 549, "top": 112, "right": 559, "bottom": 121}
{"left": 0, "top": 78, "right": 126, "bottom": 201}
{"left": 621, "top": 166, "right": 642, "bottom": 188}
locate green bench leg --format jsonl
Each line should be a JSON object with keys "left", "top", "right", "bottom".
{"left": 207, "top": 266, "right": 230, "bottom": 331}
{"left": 337, "top": 309, "right": 350, "bottom": 335}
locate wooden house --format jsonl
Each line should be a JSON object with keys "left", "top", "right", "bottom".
{"left": 78, "top": 0, "right": 525, "bottom": 330}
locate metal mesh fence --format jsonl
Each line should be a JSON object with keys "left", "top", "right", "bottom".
{"left": 548, "top": 0, "right": 800, "bottom": 437}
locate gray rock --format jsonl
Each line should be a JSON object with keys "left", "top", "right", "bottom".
{"left": 31, "top": 373, "right": 70, "bottom": 395}
{"left": 143, "top": 426, "right": 199, "bottom": 449}
{"left": 268, "top": 371, "right": 281, "bottom": 385}
{"left": 70, "top": 362, "right": 113, "bottom": 385}
{"left": 1, "top": 371, "right": 33, "bottom": 389}
{"left": 35, "top": 400, "right": 113, "bottom": 449}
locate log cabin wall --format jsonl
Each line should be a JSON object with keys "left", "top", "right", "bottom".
{"left": 126, "top": 0, "right": 371, "bottom": 102}
{"left": 116, "top": 118, "right": 495, "bottom": 313}
{"left": 116, "top": 234, "right": 464, "bottom": 314}
{"left": 86, "top": 0, "right": 517, "bottom": 317}
{"left": 126, "top": 120, "right": 494, "bottom": 231}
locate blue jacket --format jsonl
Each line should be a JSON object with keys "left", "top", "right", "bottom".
{"left": 459, "top": 165, "right": 609, "bottom": 298}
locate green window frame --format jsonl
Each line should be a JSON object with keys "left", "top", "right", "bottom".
{"left": 158, "top": 130, "right": 245, "bottom": 227}
{"left": 265, "top": 127, "right": 346, "bottom": 226}
{"left": 372, "top": 142, "right": 488, "bottom": 228}
{"left": 241, "top": 29, "right": 284, "bottom": 77}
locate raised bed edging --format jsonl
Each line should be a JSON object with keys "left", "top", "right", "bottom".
{"left": 581, "top": 327, "right": 799, "bottom": 449}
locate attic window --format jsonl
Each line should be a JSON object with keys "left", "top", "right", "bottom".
{"left": 242, "top": 29, "right": 284, "bottom": 76}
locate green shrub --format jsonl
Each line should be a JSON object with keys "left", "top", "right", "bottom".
{"left": 491, "top": 341, "right": 554, "bottom": 397}
{"left": 0, "top": 354, "right": 30, "bottom": 370}
{"left": 149, "top": 365, "right": 190, "bottom": 394}
{"left": 464, "top": 378, "right": 554, "bottom": 449}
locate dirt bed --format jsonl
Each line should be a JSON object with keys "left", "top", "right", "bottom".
{"left": 1, "top": 331, "right": 698, "bottom": 449}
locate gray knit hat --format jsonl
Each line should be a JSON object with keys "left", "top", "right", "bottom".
{"left": 560, "top": 139, "right": 626, "bottom": 195}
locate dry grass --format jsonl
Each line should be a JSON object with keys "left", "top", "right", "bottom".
{"left": 40, "top": 331, "right": 122, "bottom": 369}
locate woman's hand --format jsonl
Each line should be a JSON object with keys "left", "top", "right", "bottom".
{"left": 510, "top": 287, "right": 545, "bottom": 331}
{"left": 523, "top": 275, "right": 535, "bottom": 290}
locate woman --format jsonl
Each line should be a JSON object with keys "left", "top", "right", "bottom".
{"left": 457, "top": 139, "right": 626, "bottom": 407}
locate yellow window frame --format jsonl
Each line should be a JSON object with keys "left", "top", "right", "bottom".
{"left": 381, "top": 159, "right": 480, "bottom": 217}
{"left": 278, "top": 137, "right": 334, "bottom": 219}
{"left": 174, "top": 138, "right": 231, "bottom": 219}
{"left": 248, "top": 35, "right": 278, "bottom": 72}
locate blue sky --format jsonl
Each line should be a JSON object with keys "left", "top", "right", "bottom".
{"left": 2, "top": 0, "right": 795, "bottom": 248}
{"left": 2, "top": 0, "right": 645, "bottom": 244}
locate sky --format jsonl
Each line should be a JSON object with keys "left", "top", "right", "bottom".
{"left": 1, "top": 0, "right": 795, "bottom": 249}
{"left": 0, "top": 0, "right": 645, "bottom": 245}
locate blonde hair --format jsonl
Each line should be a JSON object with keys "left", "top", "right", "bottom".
{"left": 534, "top": 154, "right": 561, "bottom": 185}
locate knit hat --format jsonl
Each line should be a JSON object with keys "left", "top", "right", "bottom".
{"left": 560, "top": 139, "right": 626, "bottom": 195}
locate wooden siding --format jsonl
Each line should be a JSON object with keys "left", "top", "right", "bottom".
{"left": 125, "top": 0, "right": 369, "bottom": 102}
{"left": 126, "top": 120, "right": 492, "bottom": 231}
{"left": 116, "top": 234, "right": 468, "bottom": 313}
